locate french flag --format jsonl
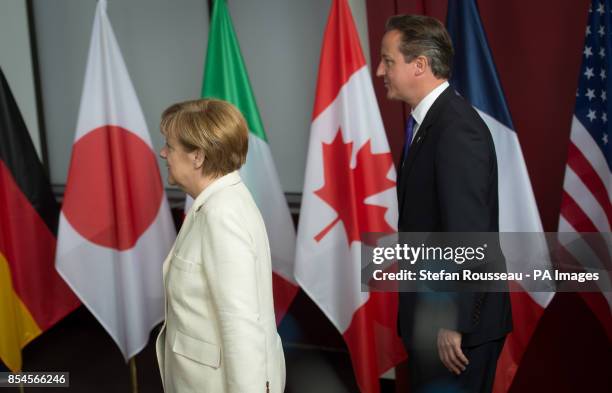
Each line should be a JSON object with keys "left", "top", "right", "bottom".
{"left": 446, "top": 1, "right": 554, "bottom": 391}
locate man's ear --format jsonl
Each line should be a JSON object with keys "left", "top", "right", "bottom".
{"left": 414, "top": 55, "right": 428, "bottom": 76}
{"left": 193, "top": 149, "right": 205, "bottom": 169}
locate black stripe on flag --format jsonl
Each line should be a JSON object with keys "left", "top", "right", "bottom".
{"left": 0, "top": 68, "right": 58, "bottom": 234}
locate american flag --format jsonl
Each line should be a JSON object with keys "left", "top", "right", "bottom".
{"left": 559, "top": 0, "right": 612, "bottom": 326}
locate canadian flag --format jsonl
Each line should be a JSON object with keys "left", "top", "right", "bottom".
{"left": 55, "top": 0, "right": 175, "bottom": 360}
{"left": 294, "top": 0, "right": 406, "bottom": 392}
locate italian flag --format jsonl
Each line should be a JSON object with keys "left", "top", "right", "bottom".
{"left": 200, "top": 0, "right": 297, "bottom": 323}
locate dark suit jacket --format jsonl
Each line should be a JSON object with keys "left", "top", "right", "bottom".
{"left": 397, "top": 86, "right": 512, "bottom": 348}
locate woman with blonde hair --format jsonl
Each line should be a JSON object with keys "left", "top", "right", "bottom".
{"left": 156, "top": 98, "right": 285, "bottom": 392}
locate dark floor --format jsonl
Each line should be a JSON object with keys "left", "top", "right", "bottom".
{"left": 4, "top": 291, "right": 396, "bottom": 393}
{"left": 4, "top": 291, "right": 612, "bottom": 392}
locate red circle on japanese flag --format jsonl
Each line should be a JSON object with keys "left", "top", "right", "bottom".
{"left": 63, "top": 125, "right": 164, "bottom": 251}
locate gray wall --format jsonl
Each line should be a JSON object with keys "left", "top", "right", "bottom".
{"left": 1, "top": 0, "right": 42, "bottom": 159}
{"left": 33, "top": 0, "right": 208, "bottom": 190}
{"left": 33, "top": 0, "right": 371, "bottom": 193}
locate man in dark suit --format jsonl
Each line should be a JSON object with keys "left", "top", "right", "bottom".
{"left": 376, "top": 15, "right": 512, "bottom": 393}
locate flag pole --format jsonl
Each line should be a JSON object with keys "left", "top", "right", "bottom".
{"left": 129, "top": 357, "right": 138, "bottom": 393}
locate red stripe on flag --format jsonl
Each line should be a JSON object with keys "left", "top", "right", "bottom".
{"left": 560, "top": 192, "right": 612, "bottom": 274}
{"left": 493, "top": 286, "right": 544, "bottom": 393}
{"left": 566, "top": 142, "right": 612, "bottom": 226}
{"left": 342, "top": 292, "right": 407, "bottom": 393}
{"left": 560, "top": 191, "right": 599, "bottom": 232}
{"left": 0, "top": 161, "right": 79, "bottom": 330}
{"left": 312, "top": 0, "right": 366, "bottom": 120}
{"left": 272, "top": 273, "right": 298, "bottom": 325}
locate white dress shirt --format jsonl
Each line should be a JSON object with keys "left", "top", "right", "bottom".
{"left": 410, "top": 80, "right": 450, "bottom": 142}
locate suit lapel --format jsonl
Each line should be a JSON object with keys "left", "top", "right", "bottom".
{"left": 398, "top": 127, "right": 429, "bottom": 216}
{"left": 397, "top": 86, "right": 456, "bottom": 218}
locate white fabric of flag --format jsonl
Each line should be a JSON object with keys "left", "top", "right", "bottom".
{"left": 55, "top": 0, "right": 176, "bottom": 360}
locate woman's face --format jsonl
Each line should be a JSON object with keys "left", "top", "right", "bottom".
{"left": 159, "top": 132, "right": 196, "bottom": 189}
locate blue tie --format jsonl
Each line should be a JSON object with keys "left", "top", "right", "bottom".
{"left": 402, "top": 115, "right": 415, "bottom": 163}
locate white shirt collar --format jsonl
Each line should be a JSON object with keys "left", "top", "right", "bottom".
{"left": 411, "top": 80, "right": 450, "bottom": 127}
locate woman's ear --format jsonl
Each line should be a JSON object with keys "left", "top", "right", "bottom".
{"left": 193, "top": 149, "right": 205, "bottom": 169}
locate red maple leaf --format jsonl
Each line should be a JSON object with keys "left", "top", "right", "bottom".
{"left": 314, "top": 128, "right": 395, "bottom": 244}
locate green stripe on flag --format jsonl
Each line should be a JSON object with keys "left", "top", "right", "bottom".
{"left": 202, "top": 0, "right": 267, "bottom": 142}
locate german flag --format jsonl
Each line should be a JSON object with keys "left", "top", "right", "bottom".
{"left": 0, "top": 68, "right": 79, "bottom": 371}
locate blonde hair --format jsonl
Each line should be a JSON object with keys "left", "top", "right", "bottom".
{"left": 161, "top": 98, "right": 248, "bottom": 178}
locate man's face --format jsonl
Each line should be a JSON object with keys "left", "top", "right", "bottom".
{"left": 376, "top": 30, "right": 417, "bottom": 102}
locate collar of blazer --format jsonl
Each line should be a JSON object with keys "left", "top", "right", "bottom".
{"left": 192, "top": 170, "right": 242, "bottom": 213}
{"left": 398, "top": 86, "right": 456, "bottom": 216}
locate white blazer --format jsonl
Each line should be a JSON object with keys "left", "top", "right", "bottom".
{"left": 156, "top": 171, "right": 285, "bottom": 392}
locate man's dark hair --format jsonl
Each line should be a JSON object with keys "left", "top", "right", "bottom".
{"left": 385, "top": 14, "right": 454, "bottom": 79}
